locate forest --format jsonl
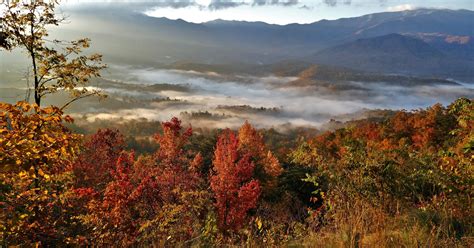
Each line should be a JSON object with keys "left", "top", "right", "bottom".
{"left": 1, "top": 0, "right": 473, "bottom": 247}
{"left": 0, "top": 98, "right": 473, "bottom": 246}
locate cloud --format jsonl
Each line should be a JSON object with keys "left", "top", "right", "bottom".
{"left": 141, "top": 0, "right": 301, "bottom": 10}
{"left": 322, "top": 0, "right": 392, "bottom": 7}
{"left": 83, "top": 0, "right": 199, "bottom": 8}
{"left": 124, "top": 0, "right": 415, "bottom": 12}
{"left": 209, "top": 0, "right": 246, "bottom": 10}
{"left": 252, "top": 0, "right": 299, "bottom": 6}
{"left": 322, "top": 0, "right": 351, "bottom": 7}
{"left": 157, "top": 0, "right": 197, "bottom": 8}
{"left": 299, "top": 4, "right": 313, "bottom": 10}
{"left": 378, "top": 0, "right": 388, "bottom": 6}
{"left": 387, "top": 4, "right": 416, "bottom": 12}
{"left": 208, "top": 0, "right": 299, "bottom": 10}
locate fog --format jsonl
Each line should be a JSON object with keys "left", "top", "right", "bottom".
{"left": 59, "top": 65, "right": 474, "bottom": 129}
{"left": 2, "top": 55, "right": 473, "bottom": 130}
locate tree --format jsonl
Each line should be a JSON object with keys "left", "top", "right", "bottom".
{"left": 1, "top": 0, "right": 106, "bottom": 107}
{"left": 211, "top": 129, "right": 261, "bottom": 231}
{"left": 76, "top": 118, "right": 209, "bottom": 245}
{"left": 0, "top": 101, "right": 81, "bottom": 245}
{"left": 238, "top": 121, "right": 282, "bottom": 189}
{"left": 72, "top": 129, "right": 125, "bottom": 190}
{"left": 0, "top": 1, "right": 105, "bottom": 245}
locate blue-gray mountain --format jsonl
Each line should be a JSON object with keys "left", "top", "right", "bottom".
{"left": 59, "top": 6, "right": 474, "bottom": 80}
{"left": 309, "top": 34, "right": 474, "bottom": 79}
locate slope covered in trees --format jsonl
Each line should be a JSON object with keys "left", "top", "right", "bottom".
{"left": 1, "top": 98, "right": 472, "bottom": 246}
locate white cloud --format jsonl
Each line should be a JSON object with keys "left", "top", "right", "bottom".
{"left": 387, "top": 4, "right": 416, "bottom": 12}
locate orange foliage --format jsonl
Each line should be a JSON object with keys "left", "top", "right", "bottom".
{"left": 0, "top": 101, "right": 81, "bottom": 245}
{"left": 238, "top": 121, "right": 283, "bottom": 178}
{"left": 211, "top": 129, "right": 261, "bottom": 231}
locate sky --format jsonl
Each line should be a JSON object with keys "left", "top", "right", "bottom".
{"left": 64, "top": 0, "right": 474, "bottom": 24}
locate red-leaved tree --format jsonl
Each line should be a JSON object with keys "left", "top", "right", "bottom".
{"left": 72, "top": 129, "right": 125, "bottom": 190}
{"left": 211, "top": 129, "right": 261, "bottom": 231}
{"left": 75, "top": 118, "right": 209, "bottom": 245}
{"left": 238, "top": 121, "right": 282, "bottom": 189}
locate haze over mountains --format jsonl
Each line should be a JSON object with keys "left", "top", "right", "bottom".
{"left": 55, "top": 6, "right": 474, "bottom": 80}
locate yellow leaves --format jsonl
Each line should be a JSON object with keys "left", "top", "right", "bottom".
{"left": 0, "top": 102, "right": 9, "bottom": 110}
{"left": 264, "top": 151, "right": 283, "bottom": 178}
{"left": 43, "top": 134, "right": 55, "bottom": 143}
{"left": 16, "top": 168, "right": 54, "bottom": 186}
{"left": 28, "top": 167, "right": 37, "bottom": 179}
{"left": 38, "top": 169, "right": 51, "bottom": 181}
{"left": 18, "top": 171, "right": 28, "bottom": 178}
{"left": 42, "top": 107, "right": 55, "bottom": 115}
{"left": 255, "top": 217, "right": 263, "bottom": 230}
{"left": 1, "top": 101, "right": 81, "bottom": 175}
{"left": 17, "top": 101, "right": 31, "bottom": 112}
{"left": 29, "top": 37, "right": 106, "bottom": 105}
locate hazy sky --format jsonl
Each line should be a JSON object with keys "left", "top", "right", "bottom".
{"left": 65, "top": 0, "right": 474, "bottom": 25}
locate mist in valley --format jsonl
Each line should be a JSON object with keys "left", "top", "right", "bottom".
{"left": 2, "top": 62, "right": 473, "bottom": 130}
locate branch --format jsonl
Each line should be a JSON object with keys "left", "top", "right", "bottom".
{"left": 39, "top": 75, "right": 60, "bottom": 88}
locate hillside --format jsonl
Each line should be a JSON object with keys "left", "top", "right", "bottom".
{"left": 3, "top": 98, "right": 473, "bottom": 246}
{"left": 308, "top": 33, "right": 474, "bottom": 78}
{"left": 163, "top": 60, "right": 460, "bottom": 87}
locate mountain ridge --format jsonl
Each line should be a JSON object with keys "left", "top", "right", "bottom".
{"left": 307, "top": 33, "right": 474, "bottom": 78}
{"left": 51, "top": 7, "right": 474, "bottom": 80}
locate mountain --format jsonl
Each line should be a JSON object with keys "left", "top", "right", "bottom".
{"left": 307, "top": 33, "right": 473, "bottom": 78}
{"left": 23, "top": 6, "right": 474, "bottom": 80}
{"left": 198, "top": 8, "right": 474, "bottom": 58}
{"left": 405, "top": 32, "right": 474, "bottom": 61}
{"left": 345, "top": 9, "right": 474, "bottom": 37}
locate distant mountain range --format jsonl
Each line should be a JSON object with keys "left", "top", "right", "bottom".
{"left": 308, "top": 33, "right": 474, "bottom": 78}
{"left": 54, "top": 7, "right": 474, "bottom": 80}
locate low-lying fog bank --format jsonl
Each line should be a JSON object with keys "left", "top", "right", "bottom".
{"left": 1, "top": 64, "right": 473, "bottom": 130}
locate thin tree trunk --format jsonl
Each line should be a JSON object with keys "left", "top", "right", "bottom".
{"left": 30, "top": 15, "right": 40, "bottom": 107}
{"left": 29, "top": 11, "right": 41, "bottom": 225}
{"left": 31, "top": 50, "right": 40, "bottom": 106}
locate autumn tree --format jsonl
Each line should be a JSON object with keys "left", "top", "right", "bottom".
{"left": 211, "top": 129, "right": 261, "bottom": 231}
{"left": 0, "top": 1, "right": 105, "bottom": 245}
{"left": 72, "top": 129, "right": 125, "bottom": 190}
{"left": 0, "top": 102, "right": 81, "bottom": 245}
{"left": 77, "top": 118, "right": 210, "bottom": 246}
{"left": 1, "top": 0, "right": 105, "bottom": 107}
{"left": 151, "top": 118, "right": 203, "bottom": 202}
{"left": 238, "top": 121, "right": 282, "bottom": 189}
